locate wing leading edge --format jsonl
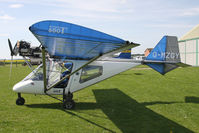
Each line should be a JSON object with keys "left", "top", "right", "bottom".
{"left": 29, "top": 20, "right": 139, "bottom": 59}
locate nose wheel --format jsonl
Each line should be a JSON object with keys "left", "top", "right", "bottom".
{"left": 16, "top": 93, "right": 25, "bottom": 105}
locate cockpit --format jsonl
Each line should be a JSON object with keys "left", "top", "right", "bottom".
{"left": 55, "top": 62, "right": 73, "bottom": 88}
{"left": 22, "top": 61, "right": 73, "bottom": 88}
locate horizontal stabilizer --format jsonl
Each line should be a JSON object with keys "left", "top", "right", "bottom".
{"left": 116, "top": 49, "right": 131, "bottom": 59}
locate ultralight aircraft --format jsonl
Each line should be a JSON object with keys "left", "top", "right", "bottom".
{"left": 8, "top": 20, "right": 187, "bottom": 109}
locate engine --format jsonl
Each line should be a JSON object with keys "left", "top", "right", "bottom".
{"left": 17, "top": 41, "right": 42, "bottom": 58}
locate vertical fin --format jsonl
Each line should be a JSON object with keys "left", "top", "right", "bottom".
{"left": 146, "top": 36, "right": 167, "bottom": 61}
{"left": 145, "top": 36, "right": 180, "bottom": 75}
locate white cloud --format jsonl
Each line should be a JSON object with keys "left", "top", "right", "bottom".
{"left": 147, "top": 24, "right": 194, "bottom": 28}
{"left": 1, "top": 0, "right": 133, "bottom": 13}
{"left": 0, "top": 33, "right": 9, "bottom": 37}
{"left": 52, "top": 10, "right": 123, "bottom": 20}
{"left": 9, "top": 4, "right": 24, "bottom": 8}
{"left": 51, "top": 0, "right": 133, "bottom": 13}
{"left": 50, "top": 0, "right": 134, "bottom": 22}
{"left": 180, "top": 8, "right": 199, "bottom": 16}
{"left": 0, "top": 14, "right": 15, "bottom": 20}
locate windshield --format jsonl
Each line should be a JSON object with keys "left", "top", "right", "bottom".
{"left": 31, "top": 66, "right": 43, "bottom": 81}
{"left": 23, "top": 64, "right": 43, "bottom": 81}
{"left": 22, "top": 61, "right": 73, "bottom": 83}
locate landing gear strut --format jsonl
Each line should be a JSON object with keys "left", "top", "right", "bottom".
{"left": 16, "top": 93, "right": 25, "bottom": 105}
{"left": 63, "top": 92, "right": 75, "bottom": 109}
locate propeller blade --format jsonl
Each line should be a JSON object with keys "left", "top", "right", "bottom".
{"left": 8, "top": 39, "right": 14, "bottom": 56}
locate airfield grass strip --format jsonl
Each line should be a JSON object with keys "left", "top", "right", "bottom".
{"left": 0, "top": 65, "right": 198, "bottom": 133}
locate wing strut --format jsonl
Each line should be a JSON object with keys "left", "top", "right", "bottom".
{"left": 41, "top": 46, "right": 47, "bottom": 93}
{"left": 23, "top": 56, "right": 35, "bottom": 73}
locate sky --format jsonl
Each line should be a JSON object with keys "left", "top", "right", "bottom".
{"left": 0, "top": 0, "right": 199, "bottom": 59}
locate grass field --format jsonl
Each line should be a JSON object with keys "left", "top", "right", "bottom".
{"left": 0, "top": 65, "right": 199, "bottom": 133}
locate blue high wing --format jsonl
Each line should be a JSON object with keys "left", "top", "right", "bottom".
{"left": 29, "top": 20, "right": 134, "bottom": 60}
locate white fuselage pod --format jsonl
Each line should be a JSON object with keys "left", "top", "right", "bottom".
{"left": 13, "top": 60, "right": 140, "bottom": 95}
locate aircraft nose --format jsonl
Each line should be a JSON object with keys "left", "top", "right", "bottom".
{"left": 13, "top": 82, "right": 24, "bottom": 92}
{"left": 13, "top": 80, "right": 44, "bottom": 94}
{"left": 13, "top": 80, "right": 33, "bottom": 92}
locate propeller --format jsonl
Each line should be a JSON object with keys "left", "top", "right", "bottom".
{"left": 8, "top": 39, "right": 20, "bottom": 88}
{"left": 8, "top": 39, "right": 14, "bottom": 89}
{"left": 8, "top": 39, "right": 14, "bottom": 56}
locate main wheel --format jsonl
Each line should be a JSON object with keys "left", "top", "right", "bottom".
{"left": 63, "top": 93, "right": 73, "bottom": 101}
{"left": 16, "top": 97, "right": 25, "bottom": 105}
{"left": 63, "top": 100, "right": 75, "bottom": 109}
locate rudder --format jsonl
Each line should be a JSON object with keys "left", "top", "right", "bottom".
{"left": 145, "top": 36, "right": 182, "bottom": 75}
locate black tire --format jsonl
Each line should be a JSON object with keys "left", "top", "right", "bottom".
{"left": 16, "top": 97, "right": 25, "bottom": 105}
{"left": 63, "top": 100, "right": 75, "bottom": 109}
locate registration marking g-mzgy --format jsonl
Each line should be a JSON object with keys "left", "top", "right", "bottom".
{"left": 152, "top": 52, "right": 180, "bottom": 59}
